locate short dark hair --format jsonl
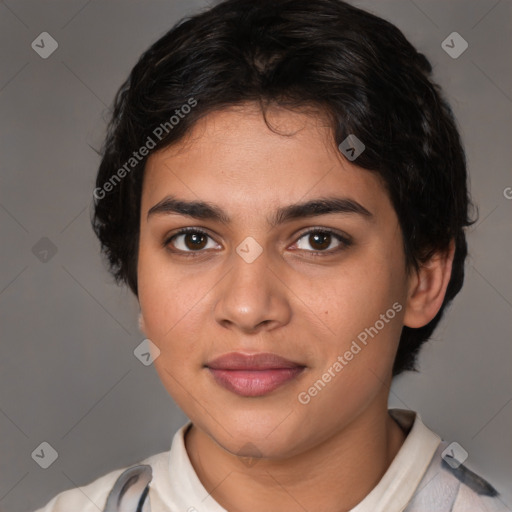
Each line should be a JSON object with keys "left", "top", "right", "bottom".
{"left": 92, "top": 0, "right": 476, "bottom": 376}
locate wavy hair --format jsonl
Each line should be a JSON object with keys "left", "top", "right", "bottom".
{"left": 92, "top": 0, "right": 476, "bottom": 375}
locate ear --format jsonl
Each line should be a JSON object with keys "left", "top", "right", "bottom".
{"left": 403, "top": 239, "right": 456, "bottom": 328}
{"left": 138, "top": 312, "right": 146, "bottom": 334}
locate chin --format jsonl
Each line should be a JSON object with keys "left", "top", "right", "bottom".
{"left": 204, "top": 414, "right": 307, "bottom": 460}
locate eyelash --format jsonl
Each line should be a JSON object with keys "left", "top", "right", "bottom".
{"left": 163, "top": 227, "right": 353, "bottom": 257}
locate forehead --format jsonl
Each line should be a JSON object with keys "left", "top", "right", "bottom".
{"left": 141, "top": 104, "right": 389, "bottom": 219}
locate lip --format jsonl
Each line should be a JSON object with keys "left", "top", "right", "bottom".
{"left": 206, "top": 352, "right": 306, "bottom": 397}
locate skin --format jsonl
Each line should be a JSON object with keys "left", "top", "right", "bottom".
{"left": 137, "top": 102, "right": 455, "bottom": 512}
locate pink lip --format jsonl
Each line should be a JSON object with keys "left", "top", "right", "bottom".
{"left": 206, "top": 352, "right": 305, "bottom": 397}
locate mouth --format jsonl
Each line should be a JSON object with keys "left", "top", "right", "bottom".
{"left": 205, "top": 352, "right": 306, "bottom": 397}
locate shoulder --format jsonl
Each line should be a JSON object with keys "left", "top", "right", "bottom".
{"left": 33, "top": 451, "right": 168, "bottom": 512}
{"left": 406, "top": 441, "right": 511, "bottom": 512}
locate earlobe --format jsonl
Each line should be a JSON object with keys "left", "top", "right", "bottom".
{"left": 403, "top": 239, "right": 456, "bottom": 329}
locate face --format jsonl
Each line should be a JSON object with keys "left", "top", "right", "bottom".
{"left": 137, "top": 103, "right": 410, "bottom": 458}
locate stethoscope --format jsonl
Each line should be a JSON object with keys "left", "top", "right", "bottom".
{"left": 102, "top": 465, "right": 152, "bottom": 512}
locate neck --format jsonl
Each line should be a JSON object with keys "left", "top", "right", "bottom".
{"left": 185, "top": 403, "right": 407, "bottom": 512}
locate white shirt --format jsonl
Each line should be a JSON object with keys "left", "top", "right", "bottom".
{"left": 34, "top": 409, "right": 510, "bottom": 512}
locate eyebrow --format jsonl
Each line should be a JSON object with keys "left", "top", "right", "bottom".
{"left": 147, "top": 195, "right": 373, "bottom": 226}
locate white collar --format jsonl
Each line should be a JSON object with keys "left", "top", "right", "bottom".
{"left": 350, "top": 409, "right": 441, "bottom": 511}
{"left": 159, "top": 409, "right": 440, "bottom": 512}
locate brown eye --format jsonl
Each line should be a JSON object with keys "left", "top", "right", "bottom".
{"left": 183, "top": 232, "right": 207, "bottom": 250}
{"left": 309, "top": 232, "right": 332, "bottom": 250}
{"left": 166, "top": 229, "right": 219, "bottom": 252}
{"left": 294, "top": 229, "right": 352, "bottom": 254}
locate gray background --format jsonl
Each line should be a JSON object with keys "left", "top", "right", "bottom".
{"left": 0, "top": 1, "right": 510, "bottom": 511}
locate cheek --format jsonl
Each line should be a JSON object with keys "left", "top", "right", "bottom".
{"left": 137, "top": 244, "right": 204, "bottom": 350}
{"left": 138, "top": 261, "right": 206, "bottom": 402}
{"left": 314, "top": 243, "right": 407, "bottom": 372}
{"left": 321, "top": 261, "right": 399, "bottom": 335}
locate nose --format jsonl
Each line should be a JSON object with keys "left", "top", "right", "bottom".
{"left": 213, "top": 244, "right": 292, "bottom": 334}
